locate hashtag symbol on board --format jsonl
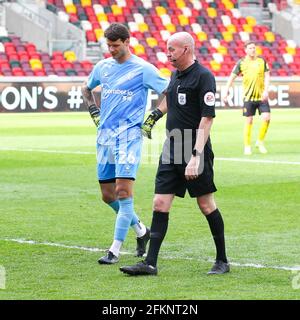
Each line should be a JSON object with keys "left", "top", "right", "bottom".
{"left": 67, "top": 86, "right": 84, "bottom": 109}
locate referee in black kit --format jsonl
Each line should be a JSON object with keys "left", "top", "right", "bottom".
{"left": 120, "top": 32, "right": 229, "bottom": 276}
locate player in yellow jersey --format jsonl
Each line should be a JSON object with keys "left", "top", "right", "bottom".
{"left": 223, "top": 40, "right": 270, "bottom": 155}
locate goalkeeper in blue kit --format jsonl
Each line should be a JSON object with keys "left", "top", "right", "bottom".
{"left": 82, "top": 23, "right": 168, "bottom": 264}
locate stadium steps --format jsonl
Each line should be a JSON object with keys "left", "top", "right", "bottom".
{"left": 262, "top": 7, "right": 273, "bottom": 29}
{"left": 0, "top": 3, "right": 5, "bottom": 27}
{"left": 86, "top": 43, "right": 104, "bottom": 65}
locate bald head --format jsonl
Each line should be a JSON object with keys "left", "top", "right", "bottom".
{"left": 167, "top": 32, "right": 195, "bottom": 71}
{"left": 167, "top": 32, "right": 195, "bottom": 51}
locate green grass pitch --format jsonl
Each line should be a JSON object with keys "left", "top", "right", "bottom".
{"left": 0, "top": 109, "right": 299, "bottom": 300}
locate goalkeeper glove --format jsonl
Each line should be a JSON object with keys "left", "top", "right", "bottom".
{"left": 141, "top": 108, "right": 164, "bottom": 139}
{"left": 88, "top": 104, "right": 100, "bottom": 127}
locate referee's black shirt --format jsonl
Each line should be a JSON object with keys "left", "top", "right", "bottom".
{"left": 165, "top": 60, "right": 216, "bottom": 152}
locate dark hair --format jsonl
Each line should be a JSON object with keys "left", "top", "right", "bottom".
{"left": 104, "top": 23, "right": 130, "bottom": 42}
{"left": 244, "top": 40, "right": 256, "bottom": 48}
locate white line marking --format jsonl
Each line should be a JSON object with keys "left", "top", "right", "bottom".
{"left": 2, "top": 238, "right": 300, "bottom": 271}
{"left": 1, "top": 147, "right": 300, "bottom": 165}
{"left": 0, "top": 147, "right": 94, "bottom": 155}
{"left": 0, "top": 238, "right": 130, "bottom": 254}
{"left": 216, "top": 157, "right": 300, "bottom": 166}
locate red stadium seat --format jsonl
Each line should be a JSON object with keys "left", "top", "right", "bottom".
{"left": 2, "top": 1, "right": 299, "bottom": 76}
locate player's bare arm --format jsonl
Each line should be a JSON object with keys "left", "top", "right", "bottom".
{"left": 223, "top": 73, "right": 238, "bottom": 105}
{"left": 262, "top": 71, "right": 270, "bottom": 101}
{"left": 141, "top": 92, "right": 168, "bottom": 139}
{"left": 82, "top": 82, "right": 101, "bottom": 127}
{"left": 156, "top": 92, "right": 168, "bottom": 114}
{"left": 185, "top": 117, "right": 214, "bottom": 180}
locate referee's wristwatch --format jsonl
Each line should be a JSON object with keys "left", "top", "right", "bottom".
{"left": 192, "top": 149, "right": 201, "bottom": 157}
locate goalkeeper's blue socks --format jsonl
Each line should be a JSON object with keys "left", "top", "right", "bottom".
{"left": 109, "top": 197, "right": 134, "bottom": 256}
{"left": 108, "top": 200, "right": 146, "bottom": 237}
{"left": 114, "top": 197, "right": 135, "bottom": 242}
{"left": 108, "top": 200, "right": 119, "bottom": 213}
{"left": 108, "top": 198, "right": 148, "bottom": 256}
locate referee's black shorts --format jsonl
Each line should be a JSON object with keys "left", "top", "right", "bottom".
{"left": 243, "top": 100, "right": 270, "bottom": 117}
{"left": 154, "top": 150, "right": 217, "bottom": 198}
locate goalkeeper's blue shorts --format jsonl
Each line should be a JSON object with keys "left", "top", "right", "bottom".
{"left": 97, "top": 137, "right": 143, "bottom": 182}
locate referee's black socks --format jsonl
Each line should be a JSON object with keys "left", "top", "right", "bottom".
{"left": 146, "top": 211, "right": 169, "bottom": 267}
{"left": 205, "top": 209, "right": 228, "bottom": 263}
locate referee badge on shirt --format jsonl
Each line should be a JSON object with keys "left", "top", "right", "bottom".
{"left": 178, "top": 93, "right": 186, "bottom": 105}
{"left": 204, "top": 92, "right": 215, "bottom": 106}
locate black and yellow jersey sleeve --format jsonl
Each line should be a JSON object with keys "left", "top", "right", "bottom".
{"left": 232, "top": 58, "right": 243, "bottom": 76}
